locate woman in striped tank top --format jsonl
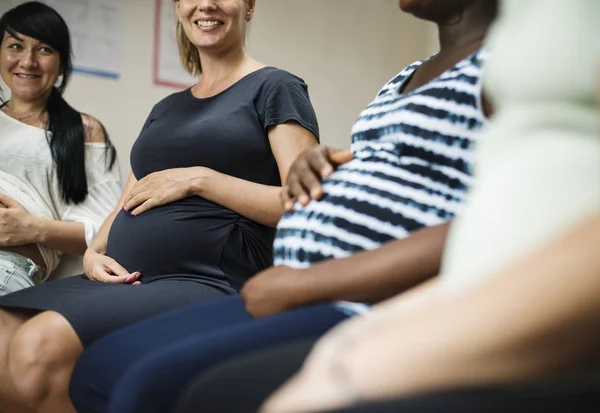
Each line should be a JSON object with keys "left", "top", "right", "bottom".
{"left": 69, "top": 2, "right": 498, "bottom": 413}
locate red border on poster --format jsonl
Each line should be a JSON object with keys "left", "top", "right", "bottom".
{"left": 153, "top": 0, "right": 194, "bottom": 89}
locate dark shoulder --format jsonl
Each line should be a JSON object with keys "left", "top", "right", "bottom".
{"left": 249, "top": 67, "right": 308, "bottom": 93}
{"left": 81, "top": 114, "right": 107, "bottom": 143}
{"left": 243, "top": 68, "right": 309, "bottom": 108}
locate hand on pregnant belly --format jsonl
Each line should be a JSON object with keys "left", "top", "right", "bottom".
{"left": 83, "top": 249, "right": 142, "bottom": 284}
{"left": 282, "top": 146, "right": 353, "bottom": 211}
{"left": 123, "top": 167, "right": 212, "bottom": 216}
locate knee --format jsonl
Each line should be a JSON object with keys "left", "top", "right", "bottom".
{"left": 8, "top": 312, "right": 81, "bottom": 405}
{"left": 9, "top": 322, "right": 55, "bottom": 404}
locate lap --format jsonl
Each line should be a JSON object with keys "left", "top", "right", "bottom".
{"left": 0, "top": 274, "right": 231, "bottom": 346}
{"left": 71, "top": 302, "right": 349, "bottom": 413}
{"left": 174, "top": 339, "right": 316, "bottom": 413}
{"left": 0, "top": 250, "right": 37, "bottom": 296}
{"left": 178, "top": 361, "right": 600, "bottom": 413}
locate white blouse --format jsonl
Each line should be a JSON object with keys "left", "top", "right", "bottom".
{"left": 0, "top": 110, "right": 122, "bottom": 278}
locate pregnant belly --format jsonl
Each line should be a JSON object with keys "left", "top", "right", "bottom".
{"left": 106, "top": 198, "right": 238, "bottom": 280}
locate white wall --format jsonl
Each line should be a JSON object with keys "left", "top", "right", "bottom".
{"left": 5, "top": 0, "right": 431, "bottom": 177}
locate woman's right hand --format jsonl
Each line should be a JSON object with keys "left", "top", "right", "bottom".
{"left": 83, "top": 248, "right": 141, "bottom": 284}
{"left": 281, "top": 146, "right": 353, "bottom": 211}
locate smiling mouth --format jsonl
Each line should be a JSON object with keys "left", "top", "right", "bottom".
{"left": 14, "top": 73, "right": 41, "bottom": 79}
{"left": 194, "top": 20, "right": 224, "bottom": 28}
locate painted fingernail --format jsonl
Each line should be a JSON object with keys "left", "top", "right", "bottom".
{"left": 125, "top": 277, "right": 133, "bottom": 283}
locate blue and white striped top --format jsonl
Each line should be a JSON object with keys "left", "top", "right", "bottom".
{"left": 273, "top": 50, "right": 487, "bottom": 270}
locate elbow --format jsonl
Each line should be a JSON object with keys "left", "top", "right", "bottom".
{"left": 75, "top": 243, "right": 88, "bottom": 256}
{"left": 266, "top": 215, "right": 282, "bottom": 228}
{"left": 264, "top": 206, "right": 285, "bottom": 228}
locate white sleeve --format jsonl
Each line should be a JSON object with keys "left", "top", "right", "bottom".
{"left": 61, "top": 143, "right": 123, "bottom": 246}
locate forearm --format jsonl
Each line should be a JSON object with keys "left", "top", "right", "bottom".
{"left": 90, "top": 172, "right": 135, "bottom": 255}
{"left": 88, "top": 207, "right": 120, "bottom": 254}
{"left": 290, "top": 222, "right": 450, "bottom": 305}
{"left": 194, "top": 169, "right": 283, "bottom": 228}
{"left": 33, "top": 218, "right": 86, "bottom": 255}
{"left": 347, "top": 213, "right": 600, "bottom": 400}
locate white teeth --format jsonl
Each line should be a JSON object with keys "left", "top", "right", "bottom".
{"left": 196, "top": 20, "right": 221, "bottom": 27}
{"left": 16, "top": 74, "right": 37, "bottom": 78}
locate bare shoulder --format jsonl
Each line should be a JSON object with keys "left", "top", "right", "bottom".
{"left": 81, "top": 114, "right": 108, "bottom": 143}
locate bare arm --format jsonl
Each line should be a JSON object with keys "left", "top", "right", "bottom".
{"left": 81, "top": 172, "right": 144, "bottom": 284}
{"left": 291, "top": 222, "right": 448, "bottom": 303}
{"left": 242, "top": 222, "right": 449, "bottom": 317}
{"left": 88, "top": 172, "right": 137, "bottom": 255}
{"left": 26, "top": 115, "right": 117, "bottom": 255}
{"left": 0, "top": 199, "right": 87, "bottom": 255}
{"left": 29, "top": 220, "right": 86, "bottom": 255}
{"left": 125, "top": 122, "right": 318, "bottom": 228}
{"left": 0, "top": 115, "right": 114, "bottom": 256}
{"left": 193, "top": 122, "right": 318, "bottom": 227}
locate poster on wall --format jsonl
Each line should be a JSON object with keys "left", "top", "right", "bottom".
{"left": 0, "top": 0, "right": 123, "bottom": 80}
{"left": 153, "top": 0, "right": 197, "bottom": 89}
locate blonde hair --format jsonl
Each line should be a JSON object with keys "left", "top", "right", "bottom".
{"left": 176, "top": 20, "right": 202, "bottom": 77}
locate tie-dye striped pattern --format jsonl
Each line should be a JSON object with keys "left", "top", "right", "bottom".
{"left": 274, "top": 50, "right": 487, "bottom": 269}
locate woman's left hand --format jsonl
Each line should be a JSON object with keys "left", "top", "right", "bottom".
{"left": 0, "top": 194, "right": 39, "bottom": 246}
{"left": 123, "top": 167, "right": 212, "bottom": 215}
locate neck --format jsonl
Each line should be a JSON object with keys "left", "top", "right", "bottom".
{"left": 5, "top": 95, "right": 47, "bottom": 115}
{"left": 436, "top": 3, "right": 495, "bottom": 53}
{"left": 196, "top": 45, "right": 253, "bottom": 84}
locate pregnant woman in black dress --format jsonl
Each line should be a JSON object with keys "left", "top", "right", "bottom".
{"left": 0, "top": 1, "right": 319, "bottom": 412}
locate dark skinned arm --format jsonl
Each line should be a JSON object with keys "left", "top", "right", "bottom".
{"left": 242, "top": 221, "right": 449, "bottom": 317}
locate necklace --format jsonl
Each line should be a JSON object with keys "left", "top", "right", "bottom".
{"left": 2, "top": 105, "right": 45, "bottom": 123}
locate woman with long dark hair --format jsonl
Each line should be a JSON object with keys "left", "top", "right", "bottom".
{"left": 0, "top": 1, "right": 119, "bottom": 295}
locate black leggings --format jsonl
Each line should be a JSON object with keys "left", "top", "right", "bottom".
{"left": 174, "top": 338, "right": 600, "bottom": 413}
{"left": 174, "top": 339, "right": 315, "bottom": 413}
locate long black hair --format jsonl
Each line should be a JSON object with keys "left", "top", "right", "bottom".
{"left": 0, "top": 1, "right": 116, "bottom": 204}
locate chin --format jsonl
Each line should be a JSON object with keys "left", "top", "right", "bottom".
{"left": 11, "top": 90, "right": 45, "bottom": 102}
{"left": 398, "top": 0, "right": 433, "bottom": 17}
{"left": 195, "top": 41, "right": 227, "bottom": 53}
{"left": 398, "top": 0, "right": 417, "bottom": 12}
{"left": 191, "top": 35, "right": 223, "bottom": 49}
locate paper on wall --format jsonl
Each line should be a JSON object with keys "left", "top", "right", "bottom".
{"left": 153, "top": 0, "right": 197, "bottom": 89}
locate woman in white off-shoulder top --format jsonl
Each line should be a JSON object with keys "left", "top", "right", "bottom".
{"left": 0, "top": 1, "right": 120, "bottom": 295}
